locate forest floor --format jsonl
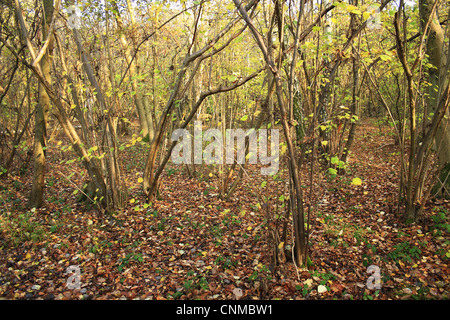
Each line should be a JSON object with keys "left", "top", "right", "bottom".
{"left": 0, "top": 119, "right": 448, "bottom": 300}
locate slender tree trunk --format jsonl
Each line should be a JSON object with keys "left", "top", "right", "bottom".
{"left": 111, "top": 0, "right": 149, "bottom": 138}
{"left": 233, "top": 0, "right": 307, "bottom": 267}
{"left": 342, "top": 2, "right": 359, "bottom": 163}
{"left": 317, "top": 0, "right": 334, "bottom": 156}
{"left": 30, "top": 0, "right": 54, "bottom": 208}
{"left": 394, "top": 6, "right": 417, "bottom": 221}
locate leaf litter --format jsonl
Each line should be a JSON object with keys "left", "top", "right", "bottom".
{"left": 0, "top": 121, "right": 448, "bottom": 300}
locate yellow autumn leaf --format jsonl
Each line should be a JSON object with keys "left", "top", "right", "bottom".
{"left": 346, "top": 5, "right": 357, "bottom": 12}
{"left": 351, "top": 177, "right": 362, "bottom": 185}
{"left": 225, "top": 2, "right": 235, "bottom": 11}
{"left": 363, "top": 11, "right": 371, "bottom": 21}
{"left": 278, "top": 242, "right": 284, "bottom": 249}
{"left": 281, "top": 144, "right": 287, "bottom": 155}
{"left": 138, "top": 177, "right": 143, "bottom": 183}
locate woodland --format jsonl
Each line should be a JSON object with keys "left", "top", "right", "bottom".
{"left": 0, "top": 0, "right": 449, "bottom": 301}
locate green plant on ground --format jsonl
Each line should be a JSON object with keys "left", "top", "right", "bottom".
{"left": 388, "top": 241, "right": 422, "bottom": 265}
{"left": 363, "top": 289, "right": 380, "bottom": 300}
{"left": 429, "top": 208, "right": 449, "bottom": 236}
{"left": 0, "top": 210, "right": 45, "bottom": 246}
{"left": 214, "top": 255, "right": 237, "bottom": 269}
{"left": 296, "top": 282, "right": 312, "bottom": 297}
{"left": 117, "top": 252, "right": 143, "bottom": 272}
{"left": 249, "top": 264, "right": 272, "bottom": 282}
{"left": 157, "top": 218, "right": 167, "bottom": 231}
{"left": 166, "top": 168, "right": 178, "bottom": 177}
{"left": 177, "top": 270, "right": 210, "bottom": 298}
{"left": 311, "top": 270, "right": 336, "bottom": 286}
{"left": 362, "top": 240, "right": 378, "bottom": 267}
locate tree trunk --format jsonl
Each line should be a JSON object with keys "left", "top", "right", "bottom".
{"left": 233, "top": 0, "right": 308, "bottom": 267}
{"left": 342, "top": 2, "right": 359, "bottom": 163}
{"left": 30, "top": 0, "right": 53, "bottom": 208}
{"left": 13, "top": 0, "right": 110, "bottom": 209}
{"left": 71, "top": 27, "right": 122, "bottom": 209}
{"left": 419, "top": 0, "right": 450, "bottom": 198}
{"left": 111, "top": 0, "right": 150, "bottom": 139}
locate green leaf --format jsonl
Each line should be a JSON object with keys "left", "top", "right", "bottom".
{"left": 240, "top": 115, "right": 249, "bottom": 122}
{"left": 331, "top": 156, "right": 339, "bottom": 165}
{"left": 328, "top": 168, "right": 337, "bottom": 175}
{"left": 261, "top": 181, "right": 267, "bottom": 188}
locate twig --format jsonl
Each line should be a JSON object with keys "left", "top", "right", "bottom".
{"left": 55, "top": 170, "right": 97, "bottom": 207}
